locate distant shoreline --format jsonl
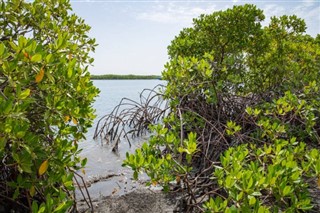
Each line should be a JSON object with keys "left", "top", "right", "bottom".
{"left": 90, "top": 74, "right": 162, "bottom": 80}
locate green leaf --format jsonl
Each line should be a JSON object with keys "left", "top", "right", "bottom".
{"left": 38, "top": 205, "right": 46, "bottom": 213}
{"left": 16, "top": 131, "right": 26, "bottom": 139}
{"left": 258, "top": 206, "right": 268, "bottom": 213}
{"left": 46, "top": 54, "right": 53, "bottom": 63}
{"left": 0, "top": 43, "right": 5, "bottom": 56}
{"left": 81, "top": 158, "right": 87, "bottom": 167}
{"left": 236, "top": 191, "right": 243, "bottom": 201}
{"left": 20, "top": 154, "right": 33, "bottom": 173}
{"left": 0, "top": 138, "right": 7, "bottom": 150}
{"left": 251, "top": 191, "right": 262, "bottom": 196}
{"left": 18, "top": 36, "right": 27, "bottom": 48}
{"left": 282, "top": 185, "right": 291, "bottom": 196}
{"left": 205, "top": 68, "right": 212, "bottom": 77}
{"left": 246, "top": 107, "right": 253, "bottom": 115}
{"left": 249, "top": 196, "right": 256, "bottom": 205}
{"left": 225, "top": 176, "right": 234, "bottom": 188}
{"left": 46, "top": 71, "right": 55, "bottom": 83}
{"left": 19, "top": 89, "right": 30, "bottom": 99}
{"left": 3, "top": 98, "right": 13, "bottom": 114}
{"left": 31, "top": 54, "right": 42, "bottom": 62}
{"left": 32, "top": 201, "right": 38, "bottom": 212}
{"left": 13, "top": 188, "right": 20, "bottom": 200}
{"left": 133, "top": 171, "right": 138, "bottom": 180}
{"left": 53, "top": 202, "right": 67, "bottom": 213}
{"left": 64, "top": 181, "right": 73, "bottom": 188}
{"left": 67, "top": 68, "right": 73, "bottom": 78}
{"left": 247, "top": 177, "right": 254, "bottom": 189}
{"left": 178, "top": 147, "right": 187, "bottom": 153}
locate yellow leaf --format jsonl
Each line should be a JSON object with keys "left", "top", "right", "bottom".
{"left": 38, "top": 160, "right": 48, "bottom": 176}
{"left": 29, "top": 185, "right": 35, "bottom": 197}
{"left": 64, "top": 115, "right": 70, "bottom": 122}
{"left": 176, "top": 176, "right": 181, "bottom": 184}
{"left": 35, "top": 68, "right": 44, "bottom": 83}
{"left": 72, "top": 117, "right": 78, "bottom": 125}
{"left": 23, "top": 52, "right": 29, "bottom": 59}
{"left": 152, "top": 180, "right": 157, "bottom": 186}
{"left": 318, "top": 176, "right": 320, "bottom": 189}
{"left": 81, "top": 169, "right": 86, "bottom": 175}
{"left": 19, "top": 89, "right": 30, "bottom": 99}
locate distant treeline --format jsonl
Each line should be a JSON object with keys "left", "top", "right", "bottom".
{"left": 90, "top": 74, "right": 162, "bottom": 80}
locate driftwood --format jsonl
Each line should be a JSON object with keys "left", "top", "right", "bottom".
{"left": 93, "top": 84, "right": 169, "bottom": 152}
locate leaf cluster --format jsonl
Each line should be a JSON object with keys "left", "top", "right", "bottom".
{"left": 0, "top": 0, "right": 98, "bottom": 211}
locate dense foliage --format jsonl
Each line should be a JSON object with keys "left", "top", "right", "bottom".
{"left": 0, "top": 0, "right": 98, "bottom": 211}
{"left": 124, "top": 4, "right": 320, "bottom": 212}
{"left": 90, "top": 74, "right": 161, "bottom": 80}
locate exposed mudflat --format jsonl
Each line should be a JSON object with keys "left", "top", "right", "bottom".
{"left": 77, "top": 187, "right": 182, "bottom": 213}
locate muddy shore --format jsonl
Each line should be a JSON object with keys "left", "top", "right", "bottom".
{"left": 77, "top": 187, "right": 182, "bottom": 213}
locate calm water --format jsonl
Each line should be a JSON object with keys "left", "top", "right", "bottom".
{"left": 78, "top": 80, "right": 165, "bottom": 199}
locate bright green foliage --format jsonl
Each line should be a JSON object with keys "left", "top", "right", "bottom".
{"left": 123, "top": 124, "right": 196, "bottom": 191}
{"left": 164, "top": 7, "right": 319, "bottom": 100}
{"left": 124, "top": 4, "right": 320, "bottom": 212}
{"left": 0, "top": 0, "right": 98, "bottom": 211}
{"left": 209, "top": 138, "right": 319, "bottom": 212}
{"left": 168, "top": 4, "right": 265, "bottom": 60}
{"left": 203, "top": 73, "right": 320, "bottom": 212}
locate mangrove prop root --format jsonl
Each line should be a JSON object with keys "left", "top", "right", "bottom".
{"left": 94, "top": 84, "right": 169, "bottom": 151}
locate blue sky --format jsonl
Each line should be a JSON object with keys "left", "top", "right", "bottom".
{"left": 71, "top": 0, "right": 320, "bottom": 75}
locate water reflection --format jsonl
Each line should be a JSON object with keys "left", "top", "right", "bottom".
{"left": 77, "top": 80, "right": 165, "bottom": 199}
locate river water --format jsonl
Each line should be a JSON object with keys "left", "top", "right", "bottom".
{"left": 77, "top": 80, "right": 165, "bottom": 200}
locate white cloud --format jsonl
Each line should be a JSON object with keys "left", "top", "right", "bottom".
{"left": 136, "top": 2, "right": 218, "bottom": 25}
{"left": 292, "top": 2, "right": 320, "bottom": 35}
{"left": 136, "top": 2, "right": 289, "bottom": 26}
{"left": 293, "top": 2, "right": 320, "bottom": 21}
{"left": 262, "top": 4, "right": 286, "bottom": 19}
{"left": 135, "top": 1, "right": 319, "bottom": 36}
{"left": 302, "top": 0, "right": 316, "bottom": 8}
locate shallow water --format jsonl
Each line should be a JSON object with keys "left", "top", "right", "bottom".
{"left": 77, "top": 80, "right": 165, "bottom": 199}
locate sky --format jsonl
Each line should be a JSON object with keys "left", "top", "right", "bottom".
{"left": 70, "top": 0, "right": 320, "bottom": 75}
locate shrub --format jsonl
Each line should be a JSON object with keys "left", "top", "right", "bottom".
{"left": 124, "top": 4, "right": 320, "bottom": 212}
{"left": 0, "top": 0, "right": 98, "bottom": 211}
